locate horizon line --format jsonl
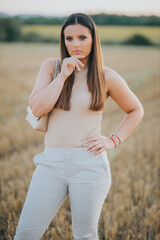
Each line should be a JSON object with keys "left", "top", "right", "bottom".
{"left": 0, "top": 10, "right": 160, "bottom": 17}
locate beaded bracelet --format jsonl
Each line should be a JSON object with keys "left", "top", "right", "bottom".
{"left": 110, "top": 132, "right": 122, "bottom": 148}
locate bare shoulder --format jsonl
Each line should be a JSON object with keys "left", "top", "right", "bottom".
{"left": 41, "top": 57, "right": 57, "bottom": 78}
{"left": 104, "top": 66, "right": 120, "bottom": 83}
{"left": 103, "top": 66, "right": 116, "bottom": 96}
{"left": 104, "top": 66, "right": 115, "bottom": 77}
{"left": 103, "top": 66, "right": 129, "bottom": 96}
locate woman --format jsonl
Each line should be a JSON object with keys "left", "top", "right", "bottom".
{"left": 14, "top": 13, "right": 144, "bottom": 240}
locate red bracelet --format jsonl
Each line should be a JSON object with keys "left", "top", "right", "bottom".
{"left": 110, "top": 132, "right": 122, "bottom": 144}
{"left": 116, "top": 136, "right": 121, "bottom": 144}
{"left": 110, "top": 137, "right": 117, "bottom": 148}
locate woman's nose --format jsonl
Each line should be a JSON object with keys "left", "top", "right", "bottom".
{"left": 73, "top": 40, "right": 80, "bottom": 46}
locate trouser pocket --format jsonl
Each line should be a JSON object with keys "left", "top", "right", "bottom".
{"left": 98, "top": 151, "right": 111, "bottom": 178}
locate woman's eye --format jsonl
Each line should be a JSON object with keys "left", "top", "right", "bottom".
{"left": 80, "top": 36, "right": 86, "bottom": 40}
{"left": 66, "top": 36, "right": 86, "bottom": 41}
{"left": 66, "top": 37, "right": 72, "bottom": 41}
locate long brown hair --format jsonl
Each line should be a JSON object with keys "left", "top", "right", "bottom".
{"left": 54, "top": 12, "right": 107, "bottom": 112}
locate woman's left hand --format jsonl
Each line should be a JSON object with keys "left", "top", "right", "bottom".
{"left": 83, "top": 135, "right": 115, "bottom": 156}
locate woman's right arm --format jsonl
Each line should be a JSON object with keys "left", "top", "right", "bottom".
{"left": 28, "top": 58, "right": 66, "bottom": 118}
{"left": 28, "top": 56, "right": 85, "bottom": 118}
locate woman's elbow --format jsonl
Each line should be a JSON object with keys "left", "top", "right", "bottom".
{"left": 28, "top": 95, "right": 34, "bottom": 110}
{"left": 129, "top": 103, "right": 144, "bottom": 120}
{"left": 32, "top": 108, "right": 41, "bottom": 118}
{"left": 28, "top": 99, "right": 41, "bottom": 118}
{"left": 137, "top": 103, "right": 144, "bottom": 120}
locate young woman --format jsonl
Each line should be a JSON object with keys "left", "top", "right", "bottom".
{"left": 14, "top": 13, "right": 144, "bottom": 240}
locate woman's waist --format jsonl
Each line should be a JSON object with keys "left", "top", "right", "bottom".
{"left": 45, "top": 125, "right": 101, "bottom": 143}
{"left": 44, "top": 127, "right": 101, "bottom": 149}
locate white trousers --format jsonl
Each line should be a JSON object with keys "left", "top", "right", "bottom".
{"left": 14, "top": 146, "right": 112, "bottom": 240}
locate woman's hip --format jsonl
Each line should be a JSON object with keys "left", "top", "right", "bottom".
{"left": 33, "top": 145, "right": 111, "bottom": 185}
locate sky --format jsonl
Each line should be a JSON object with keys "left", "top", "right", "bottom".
{"left": 0, "top": 0, "right": 160, "bottom": 16}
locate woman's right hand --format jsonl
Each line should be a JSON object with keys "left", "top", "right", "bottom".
{"left": 60, "top": 55, "right": 85, "bottom": 80}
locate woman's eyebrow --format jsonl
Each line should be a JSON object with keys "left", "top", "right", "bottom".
{"left": 65, "top": 34, "right": 87, "bottom": 37}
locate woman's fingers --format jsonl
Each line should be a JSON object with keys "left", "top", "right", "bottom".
{"left": 68, "top": 61, "right": 80, "bottom": 71}
{"left": 76, "top": 58, "right": 85, "bottom": 66}
{"left": 86, "top": 144, "right": 101, "bottom": 152}
{"left": 74, "top": 62, "right": 81, "bottom": 71}
{"left": 73, "top": 56, "right": 85, "bottom": 67}
{"left": 61, "top": 55, "right": 86, "bottom": 79}
{"left": 94, "top": 148, "right": 104, "bottom": 156}
{"left": 70, "top": 56, "right": 85, "bottom": 71}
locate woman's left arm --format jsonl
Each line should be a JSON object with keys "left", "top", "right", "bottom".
{"left": 84, "top": 67, "right": 144, "bottom": 155}
{"left": 104, "top": 67, "right": 144, "bottom": 143}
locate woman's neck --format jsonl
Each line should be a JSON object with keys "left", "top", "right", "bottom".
{"left": 74, "top": 65, "right": 88, "bottom": 73}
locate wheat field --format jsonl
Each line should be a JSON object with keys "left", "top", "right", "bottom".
{"left": 0, "top": 43, "right": 160, "bottom": 240}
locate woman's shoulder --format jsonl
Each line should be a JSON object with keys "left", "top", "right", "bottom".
{"left": 104, "top": 66, "right": 130, "bottom": 98}
{"left": 103, "top": 66, "right": 116, "bottom": 95}
{"left": 103, "top": 66, "right": 117, "bottom": 79}
{"left": 42, "top": 57, "right": 59, "bottom": 78}
{"left": 104, "top": 66, "right": 124, "bottom": 85}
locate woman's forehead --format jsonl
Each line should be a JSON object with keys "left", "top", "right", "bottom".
{"left": 64, "top": 24, "right": 91, "bottom": 36}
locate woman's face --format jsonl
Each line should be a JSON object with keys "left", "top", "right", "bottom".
{"left": 64, "top": 24, "right": 93, "bottom": 61}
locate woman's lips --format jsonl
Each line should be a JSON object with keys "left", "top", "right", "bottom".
{"left": 73, "top": 50, "right": 81, "bottom": 54}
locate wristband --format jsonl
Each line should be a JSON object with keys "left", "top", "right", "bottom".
{"left": 110, "top": 137, "right": 117, "bottom": 148}
{"left": 110, "top": 132, "right": 121, "bottom": 144}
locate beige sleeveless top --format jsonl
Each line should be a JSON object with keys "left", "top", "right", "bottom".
{"left": 44, "top": 67, "right": 104, "bottom": 148}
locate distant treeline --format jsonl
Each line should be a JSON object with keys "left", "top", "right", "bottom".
{"left": 0, "top": 13, "right": 160, "bottom": 26}
{"left": 0, "top": 15, "right": 159, "bottom": 46}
